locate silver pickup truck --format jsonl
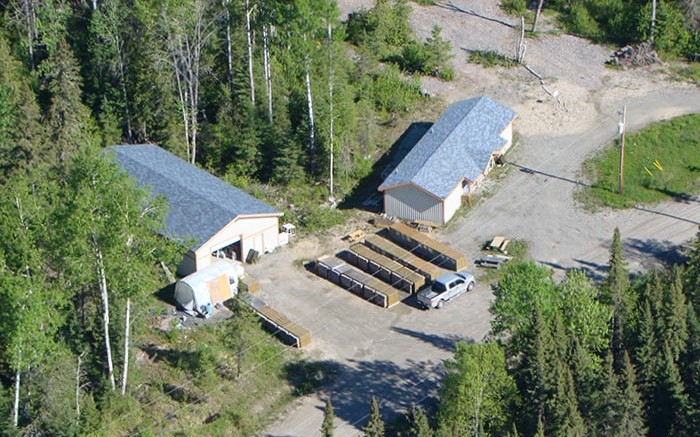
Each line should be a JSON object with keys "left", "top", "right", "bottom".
{"left": 417, "top": 271, "right": 475, "bottom": 309}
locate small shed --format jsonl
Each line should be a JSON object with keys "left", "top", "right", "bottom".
{"left": 174, "top": 260, "right": 244, "bottom": 316}
{"left": 378, "top": 96, "right": 516, "bottom": 225}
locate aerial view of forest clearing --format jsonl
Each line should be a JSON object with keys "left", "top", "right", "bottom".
{"left": 0, "top": 0, "right": 699, "bottom": 436}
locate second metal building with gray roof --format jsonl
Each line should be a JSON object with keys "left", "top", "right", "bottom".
{"left": 378, "top": 96, "right": 516, "bottom": 225}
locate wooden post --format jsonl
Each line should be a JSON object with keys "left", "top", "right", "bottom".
{"left": 618, "top": 106, "right": 626, "bottom": 195}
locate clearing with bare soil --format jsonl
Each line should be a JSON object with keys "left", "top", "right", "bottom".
{"left": 260, "top": 1, "right": 700, "bottom": 436}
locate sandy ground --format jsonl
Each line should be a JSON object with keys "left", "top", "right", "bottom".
{"left": 258, "top": 1, "right": 700, "bottom": 436}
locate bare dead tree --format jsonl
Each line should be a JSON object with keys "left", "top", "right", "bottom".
{"left": 245, "top": 0, "right": 255, "bottom": 104}
{"left": 223, "top": 0, "right": 233, "bottom": 90}
{"left": 532, "top": 0, "right": 545, "bottom": 32}
{"left": 650, "top": 0, "right": 657, "bottom": 43}
{"left": 517, "top": 16, "right": 527, "bottom": 63}
{"left": 9, "top": 0, "right": 38, "bottom": 70}
{"left": 263, "top": 25, "right": 273, "bottom": 122}
{"left": 159, "top": 0, "right": 218, "bottom": 164}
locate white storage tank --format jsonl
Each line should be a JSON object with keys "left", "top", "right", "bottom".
{"left": 174, "top": 260, "right": 244, "bottom": 316}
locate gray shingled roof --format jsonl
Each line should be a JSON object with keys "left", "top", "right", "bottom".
{"left": 379, "top": 96, "right": 516, "bottom": 199}
{"left": 108, "top": 144, "right": 281, "bottom": 250}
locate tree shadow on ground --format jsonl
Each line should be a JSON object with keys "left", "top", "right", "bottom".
{"left": 284, "top": 357, "right": 444, "bottom": 433}
{"left": 153, "top": 283, "right": 177, "bottom": 306}
{"left": 624, "top": 237, "right": 689, "bottom": 270}
{"left": 339, "top": 122, "right": 431, "bottom": 212}
{"left": 539, "top": 259, "right": 608, "bottom": 282}
{"left": 140, "top": 344, "right": 208, "bottom": 376}
{"left": 391, "top": 326, "right": 473, "bottom": 353}
{"left": 649, "top": 187, "right": 699, "bottom": 205}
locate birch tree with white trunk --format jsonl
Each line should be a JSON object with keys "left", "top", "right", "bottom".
{"left": 157, "top": 0, "right": 219, "bottom": 163}
{"left": 0, "top": 177, "right": 60, "bottom": 428}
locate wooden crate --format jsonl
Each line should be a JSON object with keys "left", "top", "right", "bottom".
{"left": 388, "top": 222, "right": 467, "bottom": 271}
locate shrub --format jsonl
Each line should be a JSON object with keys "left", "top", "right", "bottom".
{"left": 370, "top": 65, "right": 423, "bottom": 115}
{"left": 566, "top": 3, "right": 603, "bottom": 40}
{"left": 501, "top": 0, "right": 528, "bottom": 16}
{"left": 468, "top": 50, "right": 518, "bottom": 68}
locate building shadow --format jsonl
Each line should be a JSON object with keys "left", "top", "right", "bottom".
{"left": 339, "top": 122, "right": 431, "bottom": 212}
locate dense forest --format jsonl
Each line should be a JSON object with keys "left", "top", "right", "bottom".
{"left": 504, "top": 0, "right": 700, "bottom": 59}
{"left": 1, "top": 0, "right": 699, "bottom": 435}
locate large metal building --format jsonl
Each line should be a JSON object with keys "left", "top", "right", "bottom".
{"left": 378, "top": 96, "right": 516, "bottom": 225}
{"left": 109, "top": 144, "right": 283, "bottom": 276}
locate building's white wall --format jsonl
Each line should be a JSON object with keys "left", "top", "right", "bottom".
{"left": 195, "top": 215, "right": 280, "bottom": 268}
{"left": 443, "top": 183, "right": 463, "bottom": 224}
{"left": 384, "top": 184, "right": 444, "bottom": 225}
{"left": 498, "top": 122, "right": 514, "bottom": 155}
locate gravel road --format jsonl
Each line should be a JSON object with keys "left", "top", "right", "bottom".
{"left": 258, "top": 1, "right": 700, "bottom": 436}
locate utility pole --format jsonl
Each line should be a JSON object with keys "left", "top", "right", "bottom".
{"left": 618, "top": 106, "right": 626, "bottom": 195}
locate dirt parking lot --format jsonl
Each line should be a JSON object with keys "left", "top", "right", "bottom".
{"left": 257, "top": 1, "right": 700, "bottom": 436}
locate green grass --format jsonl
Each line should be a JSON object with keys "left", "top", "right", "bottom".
{"left": 475, "top": 239, "right": 531, "bottom": 284}
{"left": 579, "top": 114, "right": 700, "bottom": 209}
{"left": 468, "top": 50, "right": 519, "bottom": 68}
{"left": 99, "top": 299, "right": 310, "bottom": 437}
{"left": 671, "top": 63, "right": 700, "bottom": 86}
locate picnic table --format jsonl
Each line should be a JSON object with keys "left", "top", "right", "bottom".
{"left": 488, "top": 236, "right": 510, "bottom": 254}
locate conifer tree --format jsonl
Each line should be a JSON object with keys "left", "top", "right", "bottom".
{"left": 634, "top": 297, "right": 658, "bottom": 411}
{"left": 321, "top": 397, "right": 334, "bottom": 437}
{"left": 406, "top": 404, "right": 432, "bottom": 437}
{"left": 602, "top": 228, "right": 632, "bottom": 367}
{"left": 0, "top": 35, "right": 43, "bottom": 175}
{"left": 617, "top": 351, "right": 647, "bottom": 436}
{"left": 596, "top": 350, "right": 621, "bottom": 435}
{"left": 515, "top": 308, "right": 551, "bottom": 435}
{"left": 661, "top": 267, "right": 688, "bottom": 360}
{"left": 681, "top": 302, "right": 700, "bottom": 431}
{"left": 363, "top": 395, "right": 385, "bottom": 437}
{"left": 41, "top": 40, "right": 98, "bottom": 165}
{"left": 649, "top": 342, "right": 690, "bottom": 437}
{"left": 647, "top": 271, "right": 665, "bottom": 329}
{"left": 551, "top": 365, "right": 586, "bottom": 436}
{"left": 570, "top": 338, "right": 602, "bottom": 425}
{"left": 685, "top": 228, "right": 700, "bottom": 308}
{"left": 602, "top": 227, "right": 630, "bottom": 307}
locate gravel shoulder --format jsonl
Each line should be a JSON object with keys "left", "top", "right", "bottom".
{"left": 260, "top": 1, "right": 700, "bottom": 436}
